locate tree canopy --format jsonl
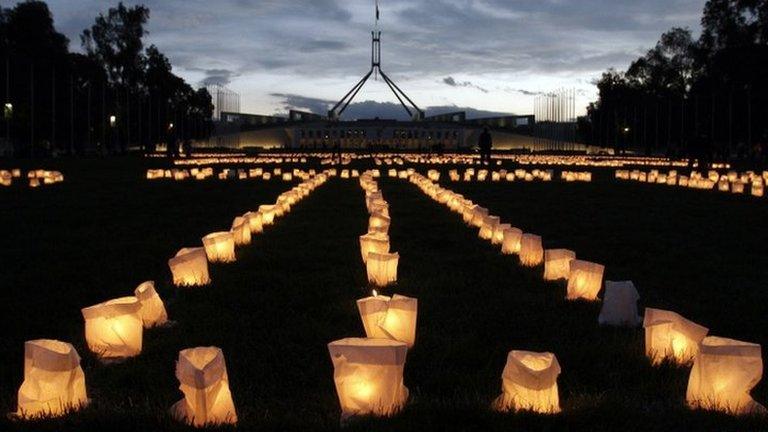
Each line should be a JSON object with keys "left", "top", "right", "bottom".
{"left": 585, "top": 0, "right": 768, "bottom": 164}
{"left": 0, "top": 1, "right": 212, "bottom": 156}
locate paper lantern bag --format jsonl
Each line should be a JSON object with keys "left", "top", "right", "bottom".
{"left": 202, "top": 232, "right": 236, "bottom": 263}
{"left": 81, "top": 297, "right": 143, "bottom": 359}
{"left": 171, "top": 347, "right": 238, "bottom": 426}
{"left": 230, "top": 217, "right": 251, "bottom": 246}
{"left": 519, "top": 234, "right": 544, "bottom": 267}
{"left": 566, "top": 260, "right": 605, "bottom": 301}
{"left": 168, "top": 247, "right": 211, "bottom": 287}
{"left": 134, "top": 281, "right": 169, "bottom": 328}
{"left": 644, "top": 308, "right": 709, "bottom": 365}
{"left": 328, "top": 338, "right": 409, "bottom": 420}
{"left": 478, "top": 216, "right": 500, "bottom": 241}
{"left": 359, "top": 232, "right": 390, "bottom": 264}
{"left": 258, "top": 205, "right": 277, "bottom": 225}
{"left": 244, "top": 211, "right": 263, "bottom": 234}
{"left": 357, "top": 295, "right": 392, "bottom": 339}
{"left": 16, "top": 339, "right": 89, "bottom": 417}
{"left": 686, "top": 336, "right": 766, "bottom": 414}
{"left": 598, "top": 281, "right": 640, "bottom": 327}
{"left": 543, "top": 249, "right": 575, "bottom": 281}
{"left": 501, "top": 228, "right": 523, "bottom": 255}
{"left": 493, "top": 223, "right": 511, "bottom": 245}
{"left": 495, "top": 350, "right": 561, "bottom": 414}
{"left": 378, "top": 294, "right": 418, "bottom": 348}
{"left": 369, "top": 213, "right": 391, "bottom": 234}
{"left": 366, "top": 252, "right": 399, "bottom": 287}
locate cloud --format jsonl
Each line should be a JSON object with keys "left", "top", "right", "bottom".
{"left": 270, "top": 93, "right": 334, "bottom": 116}
{"left": 198, "top": 68, "right": 239, "bottom": 86}
{"left": 32, "top": 0, "right": 707, "bottom": 114}
{"left": 298, "top": 40, "right": 351, "bottom": 53}
{"left": 271, "top": 93, "right": 513, "bottom": 120}
{"left": 442, "top": 76, "right": 488, "bottom": 93}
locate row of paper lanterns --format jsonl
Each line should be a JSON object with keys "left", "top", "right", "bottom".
{"left": 168, "top": 155, "right": 309, "bottom": 166}
{"left": 339, "top": 169, "right": 361, "bottom": 179}
{"left": 15, "top": 172, "right": 331, "bottom": 426}
{"left": 411, "top": 172, "right": 599, "bottom": 414}
{"left": 1, "top": 168, "right": 64, "bottom": 187}
{"left": 408, "top": 171, "right": 765, "bottom": 416}
{"left": 560, "top": 171, "right": 593, "bottom": 182}
{"left": 388, "top": 153, "right": 694, "bottom": 169}
{"left": 325, "top": 171, "right": 417, "bottom": 421}
{"left": 359, "top": 171, "right": 400, "bottom": 287}
{"left": 436, "top": 169, "right": 594, "bottom": 183}
{"left": 325, "top": 170, "right": 572, "bottom": 420}
{"left": 616, "top": 169, "right": 766, "bottom": 197}
{"left": 372, "top": 154, "right": 688, "bottom": 170}
{"left": 146, "top": 167, "right": 315, "bottom": 182}
{"left": 166, "top": 152, "right": 704, "bottom": 178}
{"left": 167, "top": 151, "right": 708, "bottom": 174}
{"left": 444, "top": 168, "right": 555, "bottom": 183}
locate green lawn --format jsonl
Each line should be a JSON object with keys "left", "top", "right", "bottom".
{"left": 0, "top": 159, "right": 766, "bottom": 431}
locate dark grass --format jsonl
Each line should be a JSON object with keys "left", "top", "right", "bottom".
{"left": 0, "top": 159, "right": 767, "bottom": 431}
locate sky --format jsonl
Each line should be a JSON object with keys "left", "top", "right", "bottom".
{"left": 23, "top": 0, "right": 707, "bottom": 119}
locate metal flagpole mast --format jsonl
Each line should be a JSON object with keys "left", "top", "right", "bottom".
{"left": 374, "top": 0, "right": 379, "bottom": 81}
{"left": 328, "top": 0, "right": 424, "bottom": 121}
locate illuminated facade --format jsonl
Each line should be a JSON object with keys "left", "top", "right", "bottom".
{"left": 290, "top": 120, "right": 469, "bottom": 150}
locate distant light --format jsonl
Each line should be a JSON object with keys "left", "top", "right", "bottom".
{"left": 4, "top": 102, "right": 12, "bottom": 119}
{"left": 168, "top": 123, "right": 175, "bottom": 130}
{"left": 623, "top": 127, "right": 630, "bottom": 133}
{"left": 109, "top": 115, "right": 117, "bottom": 127}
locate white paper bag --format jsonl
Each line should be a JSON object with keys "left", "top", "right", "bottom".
{"left": 171, "top": 347, "right": 238, "bottom": 426}
{"left": 644, "top": 308, "right": 709, "bottom": 365}
{"left": 494, "top": 350, "right": 561, "bottom": 414}
{"left": 686, "top": 336, "right": 766, "bottom": 415}
{"left": 328, "top": 338, "right": 409, "bottom": 420}
{"left": 598, "top": 281, "right": 640, "bottom": 326}
{"left": 134, "top": 281, "right": 168, "bottom": 328}
{"left": 168, "top": 247, "right": 210, "bottom": 287}
{"left": 16, "top": 339, "right": 89, "bottom": 418}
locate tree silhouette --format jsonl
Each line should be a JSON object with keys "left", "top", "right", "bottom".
{"left": 586, "top": 0, "right": 768, "bottom": 166}
{"left": 0, "top": 1, "right": 212, "bottom": 157}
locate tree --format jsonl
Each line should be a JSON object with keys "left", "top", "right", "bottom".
{"left": 626, "top": 28, "right": 695, "bottom": 96}
{"left": 585, "top": 0, "right": 768, "bottom": 164}
{"left": 81, "top": 2, "right": 149, "bottom": 88}
{"left": 0, "top": 1, "right": 71, "bottom": 156}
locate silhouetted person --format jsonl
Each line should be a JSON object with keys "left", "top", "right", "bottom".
{"left": 332, "top": 141, "right": 342, "bottom": 165}
{"left": 479, "top": 127, "right": 492, "bottom": 164}
{"left": 182, "top": 139, "right": 192, "bottom": 157}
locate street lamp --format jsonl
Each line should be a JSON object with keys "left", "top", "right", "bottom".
{"left": 109, "top": 115, "right": 117, "bottom": 127}
{"left": 3, "top": 102, "right": 12, "bottom": 119}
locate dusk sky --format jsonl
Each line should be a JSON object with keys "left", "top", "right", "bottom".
{"left": 31, "top": 0, "right": 706, "bottom": 118}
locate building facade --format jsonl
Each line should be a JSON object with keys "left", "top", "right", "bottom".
{"left": 289, "top": 120, "right": 471, "bottom": 150}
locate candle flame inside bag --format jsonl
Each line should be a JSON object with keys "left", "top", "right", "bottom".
{"left": 328, "top": 338, "right": 409, "bottom": 420}
{"left": 644, "top": 308, "right": 709, "bottom": 365}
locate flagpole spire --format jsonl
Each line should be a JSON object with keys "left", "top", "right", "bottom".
{"left": 328, "top": 0, "right": 424, "bottom": 121}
